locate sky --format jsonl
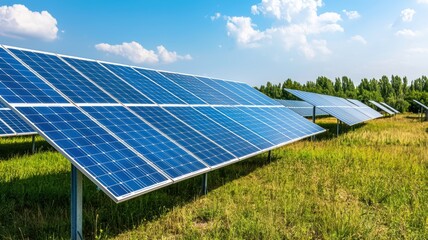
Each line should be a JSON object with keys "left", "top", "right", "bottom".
{"left": 0, "top": 0, "right": 428, "bottom": 87}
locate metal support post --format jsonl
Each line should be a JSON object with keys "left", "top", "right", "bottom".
{"left": 31, "top": 135, "right": 36, "bottom": 154}
{"left": 202, "top": 173, "right": 208, "bottom": 195}
{"left": 267, "top": 150, "right": 272, "bottom": 162}
{"left": 71, "top": 165, "right": 83, "bottom": 240}
{"left": 311, "top": 106, "right": 316, "bottom": 141}
{"left": 425, "top": 109, "right": 428, "bottom": 121}
{"left": 336, "top": 120, "right": 340, "bottom": 136}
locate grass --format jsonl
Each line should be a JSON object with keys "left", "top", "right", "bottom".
{"left": 0, "top": 114, "right": 427, "bottom": 239}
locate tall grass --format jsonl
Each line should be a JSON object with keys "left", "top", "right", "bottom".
{"left": 0, "top": 114, "right": 427, "bottom": 239}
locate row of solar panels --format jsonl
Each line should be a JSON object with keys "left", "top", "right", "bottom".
{"left": 0, "top": 45, "right": 325, "bottom": 202}
{"left": 0, "top": 102, "right": 36, "bottom": 136}
{"left": 282, "top": 89, "right": 387, "bottom": 126}
{"left": 276, "top": 97, "right": 400, "bottom": 121}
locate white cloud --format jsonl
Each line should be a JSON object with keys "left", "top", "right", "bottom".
{"left": 343, "top": 10, "right": 360, "bottom": 20}
{"left": 95, "top": 41, "right": 192, "bottom": 64}
{"left": 211, "top": 12, "right": 221, "bottom": 21}
{"left": 226, "top": 16, "right": 267, "bottom": 48}
{"left": 251, "top": 0, "right": 323, "bottom": 22}
{"left": 0, "top": 4, "right": 58, "bottom": 41}
{"left": 417, "top": 0, "right": 428, "bottom": 4}
{"left": 350, "top": 35, "right": 367, "bottom": 45}
{"left": 157, "top": 45, "right": 192, "bottom": 63}
{"left": 395, "top": 29, "right": 417, "bottom": 37}
{"left": 400, "top": 8, "right": 415, "bottom": 22}
{"left": 228, "top": 0, "right": 343, "bottom": 58}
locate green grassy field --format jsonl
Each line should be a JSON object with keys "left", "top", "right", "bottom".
{"left": 0, "top": 114, "right": 427, "bottom": 239}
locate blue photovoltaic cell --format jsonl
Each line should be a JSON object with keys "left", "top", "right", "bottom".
{"left": 414, "top": 100, "right": 428, "bottom": 110}
{"left": 276, "top": 99, "right": 329, "bottom": 117}
{"left": 195, "top": 106, "right": 275, "bottom": 149}
{"left": 228, "top": 107, "right": 298, "bottom": 139}
{"left": 257, "top": 107, "right": 325, "bottom": 137}
{"left": 195, "top": 76, "right": 253, "bottom": 105}
{"left": 369, "top": 100, "right": 394, "bottom": 115}
{"left": 347, "top": 99, "right": 383, "bottom": 119}
{"left": 0, "top": 109, "right": 35, "bottom": 134}
{"left": 62, "top": 57, "right": 153, "bottom": 104}
{"left": 134, "top": 68, "right": 206, "bottom": 104}
{"left": 160, "top": 72, "right": 238, "bottom": 105}
{"left": 8, "top": 48, "right": 115, "bottom": 103}
{"left": 82, "top": 106, "right": 208, "bottom": 179}
{"left": 223, "top": 81, "right": 279, "bottom": 105}
{"left": 16, "top": 106, "right": 169, "bottom": 200}
{"left": 0, "top": 116, "right": 14, "bottom": 135}
{"left": 380, "top": 102, "right": 400, "bottom": 113}
{"left": 0, "top": 48, "right": 67, "bottom": 104}
{"left": 214, "top": 107, "right": 293, "bottom": 146}
{"left": 164, "top": 107, "right": 260, "bottom": 158}
{"left": 130, "top": 106, "right": 237, "bottom": 167}
{"left": 100, "top": 63, "right": 185, "bottom": 104}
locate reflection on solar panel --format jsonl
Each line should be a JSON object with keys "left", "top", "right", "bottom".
{"left": 369, "top": 100, "right": 395, "bottom": 115}
{"left": 284, "top": 89, "right": 378, "bottom": 126}
{"left": 275, "top": 99, "right": 328, "bottom": 117}
{"left": 0, "top": 102, "right": 35, "bottom": 136}
{"left": 413, "top": 99, "right": 428, "bottom": 110}
{"left": 380, "top": 102, "right": 400, "bottom": 114}
{"left": 347, "top": 99, "right": 383, "bottom": 119}
{"left": 0, "top": 45, "right": 325, "bottom": 203}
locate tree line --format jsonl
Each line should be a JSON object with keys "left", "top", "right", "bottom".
{"left": 256, "top": 75, "right": 428, "bottom": 113}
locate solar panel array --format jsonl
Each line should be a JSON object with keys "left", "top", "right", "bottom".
{"left": 284, "top": 89, "right": 381, "bottom": 126}
{"left": 346, "top": 99, "right": 383, "bottom": 119}
{"left": 0, "top": 45, "right": 325, "bottom": 202}
{"left": 380, "top": 102, "right": 400, "bottom": 114}
{"left": 275, "top": 99, "right": 329, "bottom": 117}
{"left": 369, "top": 100, "right": 395, "bottom": 115}
{"left": 0, "top": 101, "right": 36, "bottom": 136}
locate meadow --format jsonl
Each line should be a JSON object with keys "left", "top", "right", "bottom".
{"left": 0, "top": 114, "right": 427, "bottom": 239}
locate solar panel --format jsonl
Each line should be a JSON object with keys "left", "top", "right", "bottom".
{"left": 347, "top": 99, "right": 383, "bottom": 119}
{"left": 164, "top": 106, "right": 261, "bottom": 159}
{"left": 0, "top": 44, "right": 325, "bottom": 203}
{"left": 368, "top": 100, "right": 395, "bottom": 115}
{"left": 413, "top": 99, "right": 428, "bottom": 110}
{"left": 100, "top": 63, "right": 185, "bottom": 104}
{"left": 0, "top": 108, "right": 35, "bottom": 135}
{"left": 16, "top": 105, "right": 171, "bottom": 201}
{"left": 0, "top": 48, "right": 68, "bottom": 104}
{"left": 81, "top": 106, "right": 209, "bottom": 179}
{"left": 195, "top": 106, "right": 275, "bottom": 149}
{"left": 61, "top": 56, "right": 154, "bottom": 104}
{"left": 159, "top": 72, "right": 238, "bottom": 105}
{"left": 195, "top": 76, "right": 253, "bottom": 105}
{"left": 134, "top": 68, "right": 206, "bottom": 104}
{"left": 9, "top": 48, "right": 115, "bottom": 104}
{"left": 380, "top": 102, "right": 400, "bottom": 114}
{"left": 130, "top": 106, "right": 237, "bottom": 168}
{"left": 275, "top": 99, "right": 328, "bottom": 117}
{"left": 0, "top": 81, "right": 35, "bottom": 137}
{"left": 0, "top": 114, "right": 14, "bottom": 136}
{"left": 284, "top": 89, "right": 374, "bottom": 126}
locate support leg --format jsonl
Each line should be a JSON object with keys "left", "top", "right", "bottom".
{"left": 336, "top": 120, "right": 340, "bottom": 136}
{"left": 31, "top": 135, "right": 36, "bottom": 154}
{"left": 202, "top": 173, "right": 208, "bottom": 195}
{"left": 71, "top": 165, "right": 83, "bottom": 240}
{"left": 311, "top": 106, "right": 316, "bottom": 141}
{"left": 267, "top": 150, "right": 272, "bottom": 162}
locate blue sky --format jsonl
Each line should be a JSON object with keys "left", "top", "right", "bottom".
{"left": 0, "top": 0, "right": 427, "bottom": 86}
